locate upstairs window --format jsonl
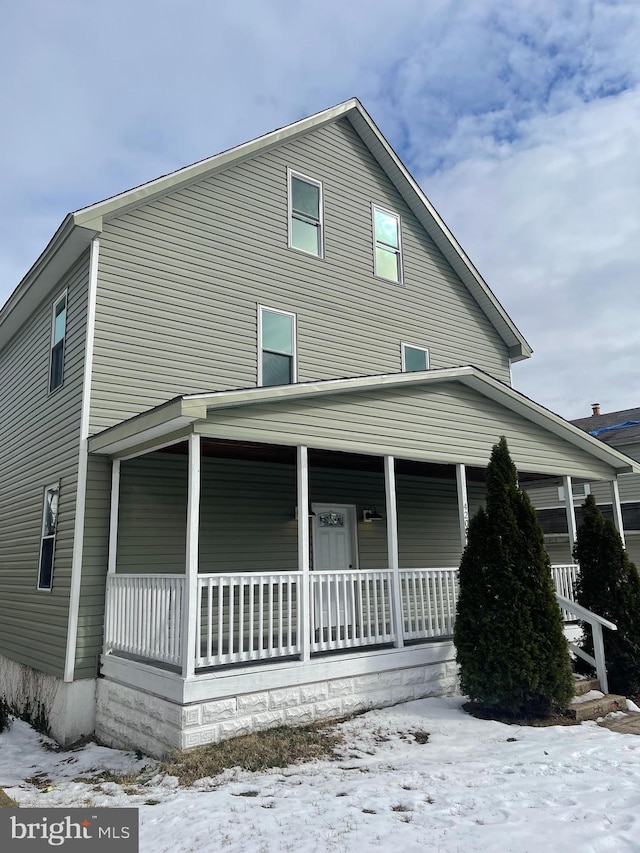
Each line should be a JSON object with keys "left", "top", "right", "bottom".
{"left": 402, "top": 343, "right": 430, "bottom": 372}
{"left": 288, "top": 170, "right": 323, "bottom": 257}
{"left": 38, "top": 483, "right": 59, "bottom": 591}
{"left": 49, "top": 292, "right": 67, "bottom": 392}
{"left": 373, "top": 205, "right": 402, "bottom": 283}
{"left": 259, "top": 306, "right": 296, "bottom": 387}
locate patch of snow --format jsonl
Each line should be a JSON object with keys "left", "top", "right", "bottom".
{"left": 626, "top": 699, "right": 640, "bottom": 713}
{"left": 571, "top": 690, "right": 605, "bottom": 703}
{"left": 2, "top": 697, "right": 640, "bottom": 852}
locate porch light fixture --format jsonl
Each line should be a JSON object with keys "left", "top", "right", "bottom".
{"left": 294, "top": 506, "right": 316, "bottom": 519}
{"left": 362, "top": 506, "right": 383, "bottom": 523}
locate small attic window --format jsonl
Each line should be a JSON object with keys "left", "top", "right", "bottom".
{"left": 401, "top": 343, "right": 430, "bottom": 372}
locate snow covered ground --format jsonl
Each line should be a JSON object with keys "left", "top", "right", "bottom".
{"left": 2, "top": 696, "right": 640, "bottom": 852}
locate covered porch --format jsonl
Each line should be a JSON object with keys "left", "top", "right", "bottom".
{"left": 88, "top": 368, "right": 636, "bottom": 754}
{"left": 102, "top": 441, "right": 477, "bottom": 675}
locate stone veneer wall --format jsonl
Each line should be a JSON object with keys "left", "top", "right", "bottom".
{"left": 96, "top": 659, "right": 459, "bottom": 758}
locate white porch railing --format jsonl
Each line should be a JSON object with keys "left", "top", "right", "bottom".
{"left": 104, "top": 574, "right": 184, "bottom": 666}
{"left": 555, "top": 594, "right": 617, "bottom": 694}
{"left": 103, "top": 564, "right": 581, "bottom": 670}
{"left": 310, "top": 570, "right": 395, "bottom": 653}
{"left": 400, "top": 568, "right": 459, "bottom": 639}
{"left": 551, "top": 564, "right": 579, "bottom": 620}
{"left": 196, "top": 573, "right": 302, "bottom": 667}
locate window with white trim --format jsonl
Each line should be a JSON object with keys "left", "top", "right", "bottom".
{"left": 288, "top": 170, "right": 323, "bottom": 257}
{"left": 259, "top": 306, "right": 297, "bottom": 387}
{"left": 49, "top": 291, "right": 67, "bottom": 392}
{"left": 37, "top": 483, "right": 59, "bottom": 591}
{"left": 401, "top": 343, "right": 430, "bottom": 372}
{"left": 558, "top": 483, "right": 591, "bottom": 501}
{"left": 373, "top": 205, "right": 402, "bottom": 283}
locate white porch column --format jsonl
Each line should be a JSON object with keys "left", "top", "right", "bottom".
{"left": 455, "top": 463, "right": 470, "bottom": 549}
{"left": 182, "top": 433, "right": 201, "bottom": 678}
{"left": 297, "top": 446, "right": 311, "bottom": 662}
{"left": 562, "top": 475, "right": 577, "bottom": 551}
{"left": 384, "top": 455, "right": 404, "bottom": 649}
{"left": 610, "top": 478, "right": 626, "bottom": 548}
{"left": 107, "top": 459, "right": 121, "bottom": 575}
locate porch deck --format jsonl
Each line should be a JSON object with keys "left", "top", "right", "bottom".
{"left": 103, "top": 564, "right": 578, "bottom": 672}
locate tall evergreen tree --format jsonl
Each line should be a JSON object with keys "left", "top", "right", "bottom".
{"left": 574, "top": 494, "right": 640, "bottom": 695}
{"left": 454, "top": 437, "right": 574, "bottom": 716}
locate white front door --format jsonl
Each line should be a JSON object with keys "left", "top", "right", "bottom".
{"left": 312, "top": 504, "right": 357, "bottom": 635}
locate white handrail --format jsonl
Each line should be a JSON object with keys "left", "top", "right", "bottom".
{"left": 555, "top": 593, "right": 617, "bottom": 694}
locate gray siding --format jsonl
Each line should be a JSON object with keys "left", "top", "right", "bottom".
{"left": 196, "top": 383, "right": 618, "bottom": 479}
{"left": 113, "top": 452, "right": 480, "bottom": 576}
{"left": 75, "top": 454, "right": 111, "bottom": 679}
{"left": 0, "top": 253, "right": 88, "bottom": 677}
{"left": 89, "top": 117, "right": 512, "bottom": 433}
{"left": 544, "top": 535, "right": 640, "bottom": 569}
{"left": 529, "top": 442, "right": 640, "bottom": 504}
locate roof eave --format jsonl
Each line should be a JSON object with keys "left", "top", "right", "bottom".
{"left": 88, "top": 368, "right": 637, "bottom": 474}
{"left": 72, "top": 98, "right": 361, "bottom": 229}
{"left": 345, "top": 104, "right": 533, "bottom": 360}
{"left": 0, "top": 216, "right": 97, "bottom": 350}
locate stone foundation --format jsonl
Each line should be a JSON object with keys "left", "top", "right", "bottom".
{"left": 0, "top": 653, "right": 96, "bottom": 745}
{"left": 96, "top": 657, "right": 459, "bottom": 758}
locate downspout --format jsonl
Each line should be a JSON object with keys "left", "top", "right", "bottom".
{"left": 64, "top": 237, "right": 100, "bottom": 682}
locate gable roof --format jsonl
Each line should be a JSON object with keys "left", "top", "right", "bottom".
{"left": 572, "top": 406, "right": 640, "bottom": 448}
{"left": 88, "top": 365, "right": 636, "bottom": 478}
{"left": 1, "top": 99, "right": 532, "bottom": 360}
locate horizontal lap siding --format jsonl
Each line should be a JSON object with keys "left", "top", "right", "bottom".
{"left": 526, "top": 442, "right": 639, "bottom": 510}
{"left": 90, "top": 117, "right": 511, "bottom": 433}
{"left": 75, "top": 454, "right": 111, "bottom": 679}
{"left": 112, "top": 454, "right": 473, "bottom": 577}
{"left": 0, "top": 253, "right": 88, "bottom": 676}
{"left": 198, "top": 383, "right": 617, "bottom": 479}
{"left": 116, "top": 455, "right": 298, "bottom": 574}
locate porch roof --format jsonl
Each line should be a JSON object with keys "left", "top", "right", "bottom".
{"left": 87, "top": 367, "right": 638, "bottom": 478}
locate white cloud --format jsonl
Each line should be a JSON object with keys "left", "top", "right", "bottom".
{"left": 425, "top": 88, "right": 640, "bottom": 418}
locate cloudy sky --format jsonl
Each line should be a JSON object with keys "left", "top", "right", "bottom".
{"left": 2, "top": 0, "right": 638, "bottom": 419}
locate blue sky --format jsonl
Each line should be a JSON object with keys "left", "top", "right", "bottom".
{"left": 1, "top": 0, "right": 639, "bottom": 418}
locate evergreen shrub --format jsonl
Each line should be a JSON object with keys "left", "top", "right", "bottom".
{"left": 574, "top": 494, "right": 640, "bottom": 695}
{"left": 454, "top": 437, "right": 574, "bottom": 717}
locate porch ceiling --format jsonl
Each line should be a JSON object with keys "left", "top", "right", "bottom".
{"left": 159, "top": 438, "right": 490, "bottom": 482}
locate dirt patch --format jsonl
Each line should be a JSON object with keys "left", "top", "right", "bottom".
{"left": 462, "top": 702, "right": 579, "bottom": 727}
{"left": 162, "top": 721, "right": 344, "bottom": 787}
{"left": 0, "top": 788, "right": 17, "bottom": 808}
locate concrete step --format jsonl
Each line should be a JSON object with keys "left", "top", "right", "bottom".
{"left": 598, "top": 712, "right": 640, "bottom": 734}
{"left": 569, "top": 693, "right": 626, "bottom": 722}
{"left": 574, "top": 677, "right": 601, "bottom": 697}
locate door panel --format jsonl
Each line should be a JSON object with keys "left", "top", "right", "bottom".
{"left": 312, "top": 504, "right": 357, "bottom": 633}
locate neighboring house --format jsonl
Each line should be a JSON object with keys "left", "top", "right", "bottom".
{"left": 1, "top": 99, "right": 637, "bottom": 757}
{"left": 527, "top": 405, "right": 640, "bottom": 567}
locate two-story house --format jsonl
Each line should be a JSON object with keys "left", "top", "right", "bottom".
{"left": 527, "top": 404, "right": 640, "bottom": 567}
{"left": 1, "top": 99, "right": 636, "bottom": 757}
